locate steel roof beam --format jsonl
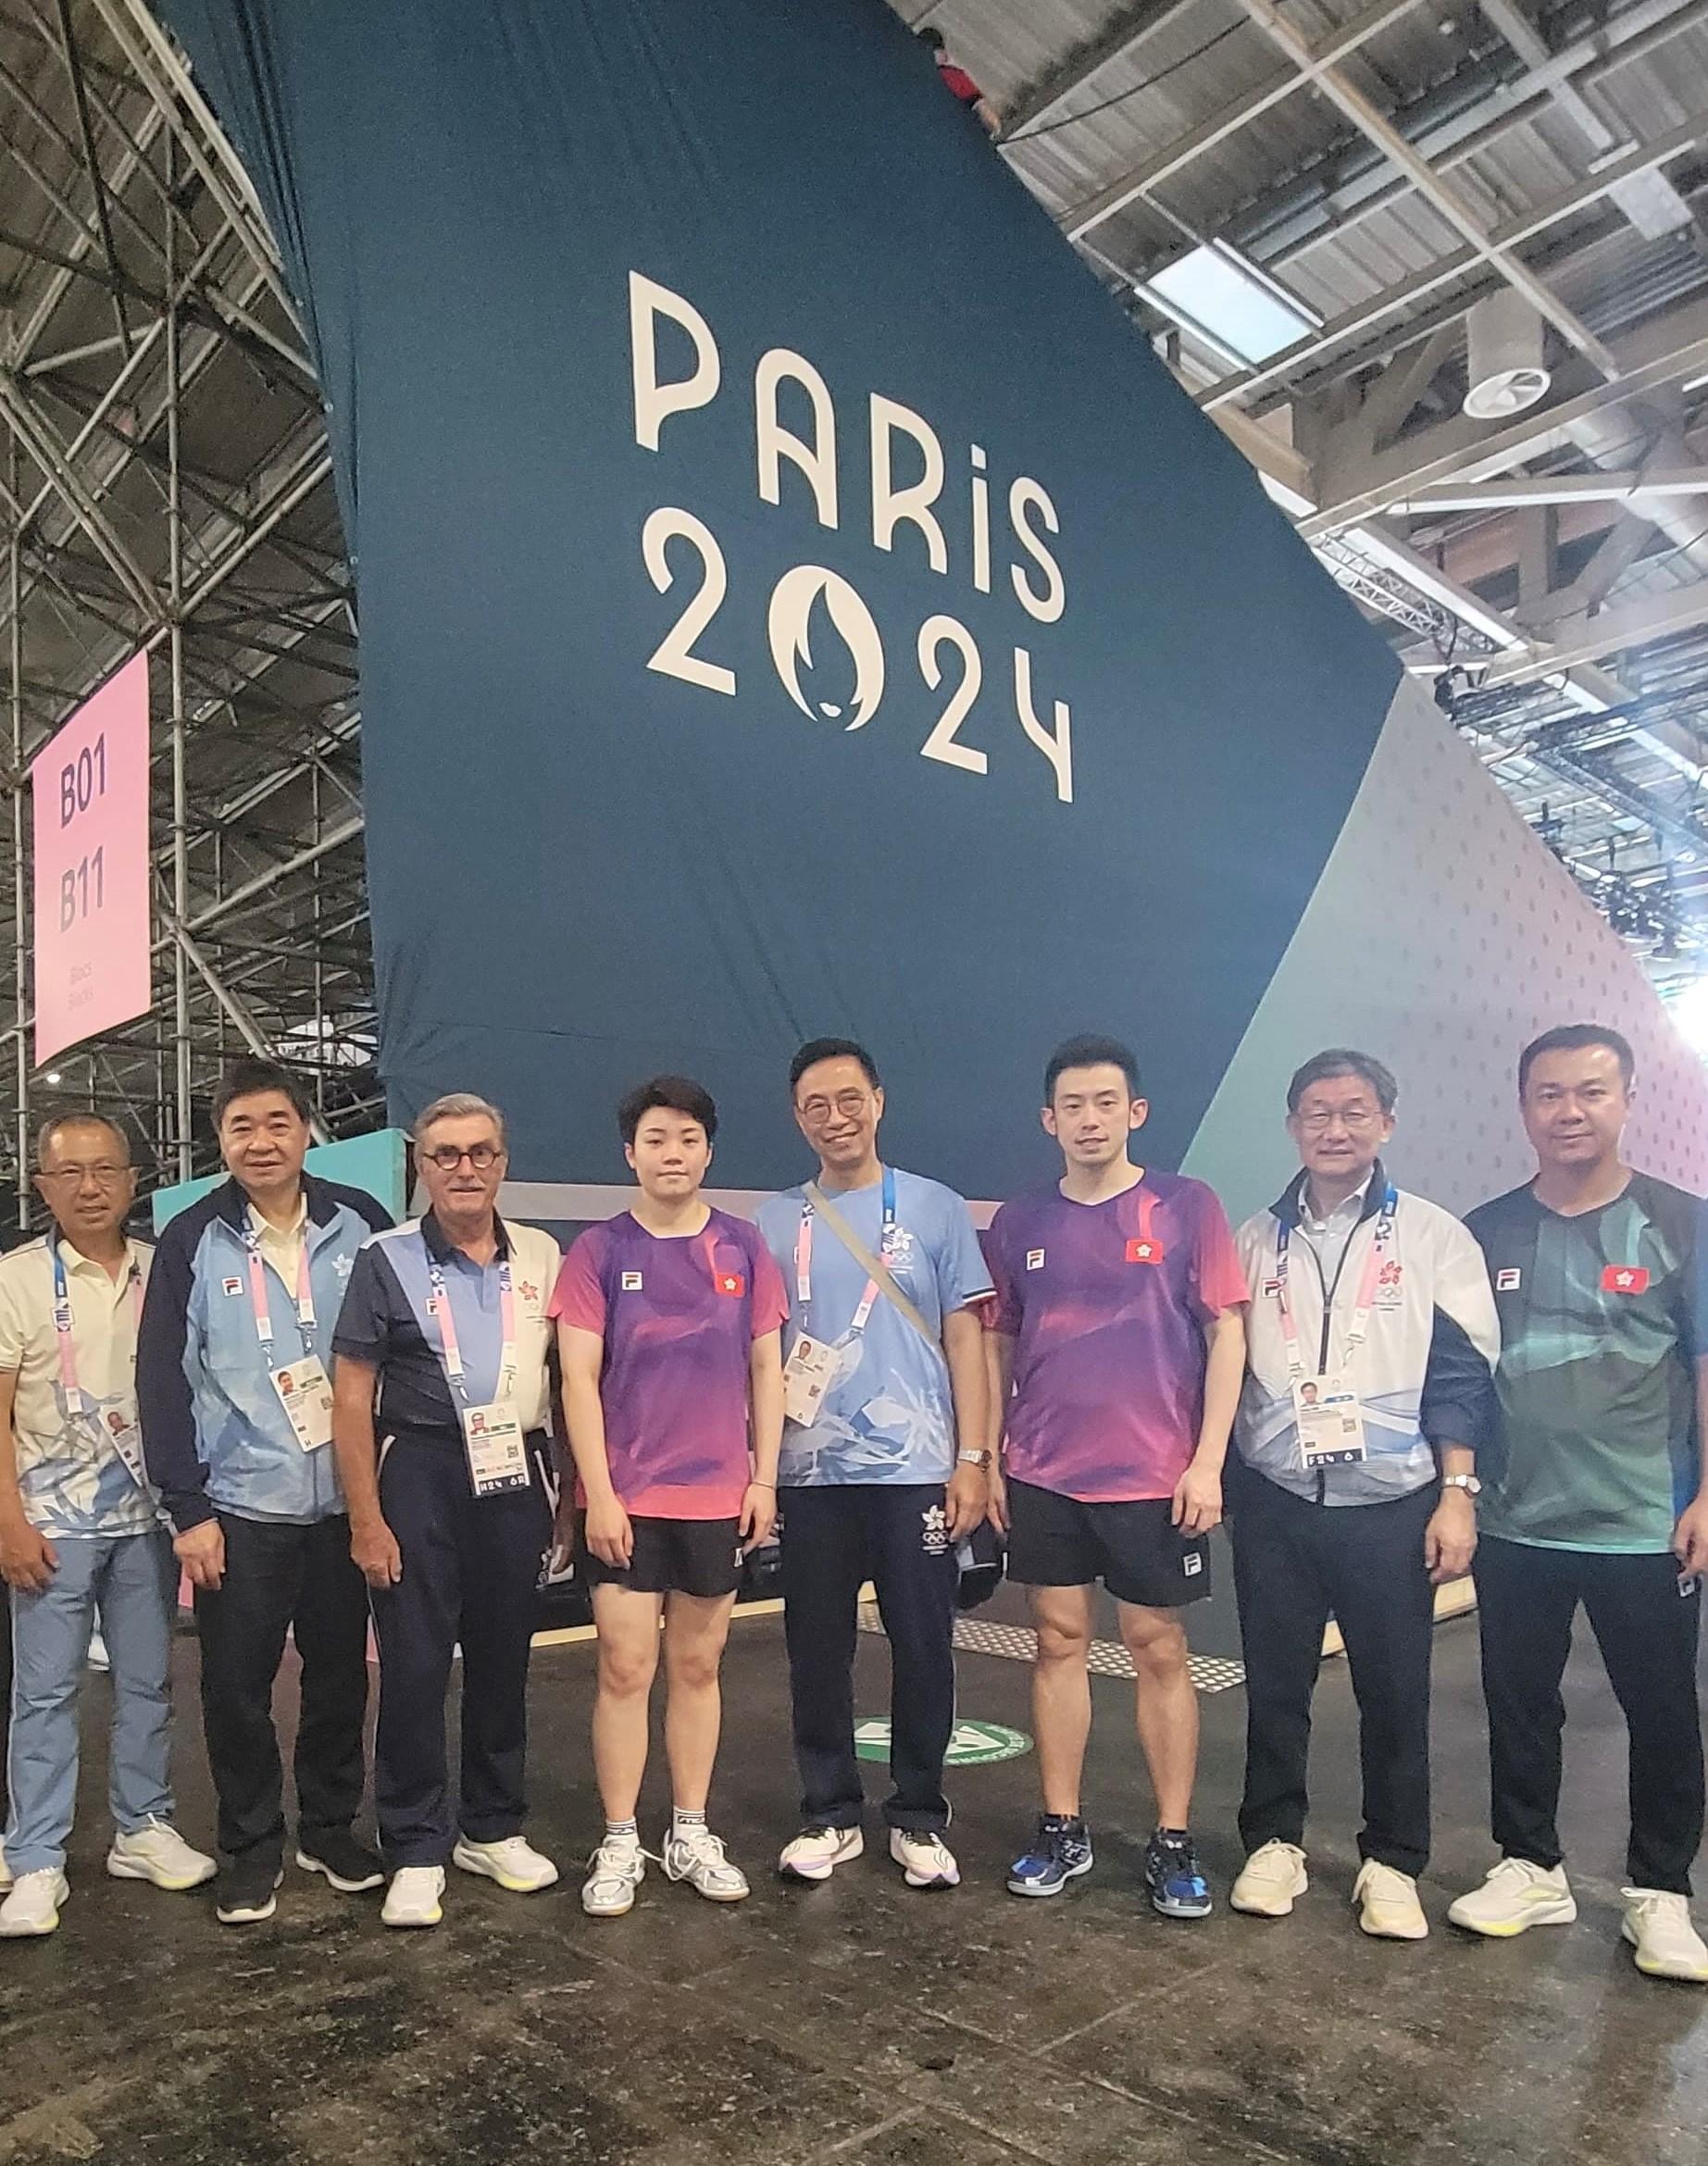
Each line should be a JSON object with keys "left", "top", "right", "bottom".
{"left": 1233, "top": 0, "right": 1616, "bottom": 376}
{"left": 1059, "top": 0, "right": 1426, "bottom": 241}
{"left": 1197, "top": 116, "right": 1702, "bottom": 413}
{"left": 1392, "top": 470, "right": 1708, "bottom": 509}
{"left": 1000, "top": 0, "right": 1203, "bottom": 139}
{"left": 1305, "top": 292, "right": 1708, "bottom": 529}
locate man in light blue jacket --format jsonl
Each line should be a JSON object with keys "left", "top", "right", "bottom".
{"left": 138, "top": 1059, "right": 390, "bottom": 1925}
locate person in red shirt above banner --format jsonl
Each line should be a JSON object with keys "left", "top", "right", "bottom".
{"left": 552, "top": 1077, "right": 786, "bottom": 1921}
{"left": 984, "top": 1035, "right": 1248, "bottom": 1914}
{"left": 916, "top": 24, "right": 1001, "bottom": 136}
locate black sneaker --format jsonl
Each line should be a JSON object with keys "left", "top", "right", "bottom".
{"left": 1144, "top": 1829, "right": 1213, "bottom": 1919}
{"left": 215, "top": 1855, "right": 284, "bottom": 1925}
{"left": 295, "top": 1829, "right": 385, "bottom": 1893}
{"left": 1006, "top": 1815, "right": 1094, "bottom": 1898}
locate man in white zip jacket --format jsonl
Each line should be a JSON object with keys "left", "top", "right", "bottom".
{"left": 1228, "top": 1050, "right": 1498, "bottom": 1940}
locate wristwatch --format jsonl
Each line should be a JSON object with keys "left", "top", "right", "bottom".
{"left": 957, "top": 1449, "right": 993, "bottom": 1469}
{"left": 1441, "top": 1473, "right": 1482, "bottom": 1497}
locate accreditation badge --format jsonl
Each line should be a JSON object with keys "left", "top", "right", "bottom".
{"left": 100, "top": 1399, "right": 148, "bottom": 1488}
{"left": 781, "top": 1332, "right": 836, "bottom": 1426}
{"left": 461, "top": 1400, "right": 531, "bottom": 1497}
{"left": 270, "top": 1354, "right": 334, "bottom": 1450}
{"left": 1292, "top": 1374, "right": 1367, "bottom": 1467}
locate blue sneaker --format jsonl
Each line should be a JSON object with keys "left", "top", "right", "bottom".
{"left": 1144, "top": 1829, "right": 1212, "bottom": 1918}
{"left": 1006, "top": 1814, "right": 1094, "bottom": 1898}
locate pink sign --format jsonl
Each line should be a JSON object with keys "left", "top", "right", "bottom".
{"left": 31, "top": 651, "right": 152, "bottom": 1066}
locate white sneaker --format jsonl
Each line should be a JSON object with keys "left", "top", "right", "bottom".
{"left": 106, "top": 1819, "right": 218, "bottom": 1891}
{"left": 581, "top": 1832, "right": 646, "bottom": 1917}
{"left": 1621, "top": 1888, "right": 1708, "bottom": 1983}
{"left": 779, "top": 1825, "right": 864, "bottom": 1882}
{"left": 1230, "top": 1840, "right": 1308, "bottom": 1917}
{"left": 662, "top": 1824, "right": 749, "bottom": 1902}
{"left": 1448, "top": 1858, "right": 1577, "bottom": 1937}
{"left": 0, "top": 1868, "right": 69, "bottom": 1938}
{"left": 1354, "top": 1860, "right": 1428, "bottom": 1941}
{"left": 381, "top": 1865, "right": 444, "bottom": 1929}
{"left": 889, "top": 1828, "right": 959, "bottom": 1889}
{"left": 451, "top": 1834, "right": 559, "bottom": 1892}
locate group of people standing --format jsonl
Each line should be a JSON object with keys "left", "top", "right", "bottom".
{"left": 0, "top": 1023, "right": 1703, "bottom": 1987}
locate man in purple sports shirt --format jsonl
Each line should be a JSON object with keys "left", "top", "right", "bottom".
{"left": 984, "top": 1035, "right": 1247, "bottom": 1913}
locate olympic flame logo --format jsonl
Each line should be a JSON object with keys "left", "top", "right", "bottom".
{"left": 767, "top": 565, "right": 885, "bottom": 729}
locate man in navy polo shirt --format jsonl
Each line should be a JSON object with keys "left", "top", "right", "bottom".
{"left": 331, "top": 1092, "right": 561, "bottom": 1930}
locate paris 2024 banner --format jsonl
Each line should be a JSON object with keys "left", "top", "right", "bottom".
{"left": 154, "top": 0, "right": 1708, "bottom": 1214}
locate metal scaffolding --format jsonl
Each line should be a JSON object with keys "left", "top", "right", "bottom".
{"left": 0, "top": 0, "right": 368, "bottom": 1229}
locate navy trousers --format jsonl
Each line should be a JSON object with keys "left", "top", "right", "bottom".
{"left": 369, "top": 1435, "right": 550, "bottom": 1868}
{"left": 193, "top": 1511, "right": 369, "bottom": 1863}
{"left": 779, "top": 1481, "right": 957, "bottom": 1834}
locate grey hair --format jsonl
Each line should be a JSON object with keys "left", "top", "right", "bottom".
{"left": 1286, "top": 1049, "right": 1398, "bottom": 1116}
{"left": 412, "top": 1092, "right": 507, "bottom": 1148}
{"left": 35, "top": 1112, "right": 131, "bottom": 1170}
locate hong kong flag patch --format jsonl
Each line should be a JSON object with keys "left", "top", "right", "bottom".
{"left": 1126, "top": 1239, "right": 1164, "bottom": 1264}
{"left": 716, "top": 1272, "right": 745, "bottom": 1298}
{"left": 1602, "top": 1264, "right": 1651, "bottom": 1295}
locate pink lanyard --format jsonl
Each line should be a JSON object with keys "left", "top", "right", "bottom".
{"left": 243, "top": 1220, "right": 316, "bottom": 1370}
{"left": 51, "top": 1241, "right": 142, "bottom": 1416}
{"left": 794, "top": 1169, "right": 895, "bottom": 1334}
{"left": 428, "top": 1255, "right": 516, "bottom": 1405}
{"left": 1275, "top": 1189, "right": 1396, "bottom": 1382}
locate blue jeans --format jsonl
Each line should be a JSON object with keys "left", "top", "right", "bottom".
{"left": 5, "top": 1528, "right": 178, "bottom": 1874}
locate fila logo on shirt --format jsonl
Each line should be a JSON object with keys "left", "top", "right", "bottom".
{"left": 717, "top": 1272, "right": 745, "bottom": 1297}
{"left": 221, "top": 1276, "right": 243, "bottom": 1297}
{"left": 1602, "top": 1265, "right": 1651, "bottom": 1295}
{"left": 1026, "top": 1249, "right": 1046, "bottom": 1271}
{"left": 1495, "top": 1269, "right": 1521, "bottom": 1292}
{"left": 620, "top": 1271, "right": 643, "bottom": 1291}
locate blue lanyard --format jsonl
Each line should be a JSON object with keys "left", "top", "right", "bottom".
{"left": 51, "top": 1239, "right": 142, "bottom": 1415}
{"left": 427, "top": 1252, "right": 516, "bottom": 1407}
{"left": 795, "top": 1165, "right": 896, "bottom": 1330}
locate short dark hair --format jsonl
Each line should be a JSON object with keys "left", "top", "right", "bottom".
{"left": 790, "top": 1039, "right": 880, "bottom": 1094}
{"left": 1287, "top": 1049, "right": 1398, "bottom": 1115}
{"left": 916, "top": 25, "right": 947, "bottom": 51}
{"left": 1518, "top": 1023, "right": 1635, "bottom": 1095}
{"left": 212, "top": 1057, "right": 314, "bottom": 1129}
{"left": 617, "top": 1075, "right": 718, "bottom": 1147}
{"left": 1044, "top": 1034, "right": 1141, "bottom": 1103}
{"left": 35, "top": 1112, "right": 131, "bottom": 1170}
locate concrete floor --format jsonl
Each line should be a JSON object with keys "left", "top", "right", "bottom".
{"left": 1, "top": 1604, "right": 1704, "bottom": 2166}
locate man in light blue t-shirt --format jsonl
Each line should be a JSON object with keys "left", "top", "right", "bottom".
{"left": 756, "top": 1039, "right": 991, "bottom": 1892}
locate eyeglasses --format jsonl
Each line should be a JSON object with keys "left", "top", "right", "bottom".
{"left": 1295, "top": 1109, "right": 1383, "bottom": 1134}
{"left": 796, "top": 1090, "right": 873, "bottom": 1124}
{"left": 38, "top": 1163, "right": 131, "bottom": 1186}
{"left": 420, "top": 1143, "right": 503, "bottom": 1171}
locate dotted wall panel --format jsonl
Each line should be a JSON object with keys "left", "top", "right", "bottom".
{"left": 1184, "top": 678, "right": 1708, "bottom": 1223}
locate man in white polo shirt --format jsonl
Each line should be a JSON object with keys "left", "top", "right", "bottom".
{"left": 0, "top": 1114, "right": 215, "bottom": 1936}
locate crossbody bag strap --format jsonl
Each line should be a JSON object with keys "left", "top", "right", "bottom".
{"left": 804, "top": 1182, "right": 936, "bottom": 1344}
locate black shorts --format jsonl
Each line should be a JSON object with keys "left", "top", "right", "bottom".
{"left": 577, "top": 1513, "right": 743, "bottom": 1599}
{"left": 1005, "top": 1478, "right": 1211, "bottom": 1609}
